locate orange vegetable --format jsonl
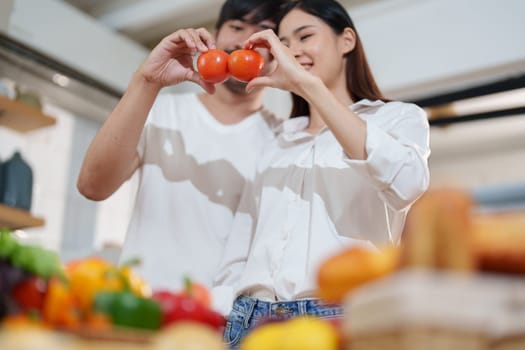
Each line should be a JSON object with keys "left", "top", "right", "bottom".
{"left": 317, "top": 246, "right": 399, "bottom": 303}
{"left": 42, "top": 278, "right": 80, "bottom": 329}
{"left": 85, "top": 312, "right": 112, "bottom": 331}
{"left": 67, "top": 257, "right": 150, "bottom": 314}
{"left": 1, "top": 313, "right": 43, "bottom": 329}
{"left": 67, "top": 257, "right": 121, "bottom": 313}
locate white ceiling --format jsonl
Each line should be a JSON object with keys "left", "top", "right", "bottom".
{"left": 63, "top": 0, "right": 375, "bottom": 47}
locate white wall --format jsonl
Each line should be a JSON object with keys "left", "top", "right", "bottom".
{"left": 6, "top": 0, "right": 525, "bottom": 104}
{"left": 429, "top": 114, "right": 525, "bottom": 189}
{"left": 0, "top": 0, "right": 14, "bottom": 32}
{"left": 0, "top": 104, "right": 74, "bottom": 251}
{"left": 352, "top": 0, "right": 525, "bottom": 99}
{"left": 345, "top": 0, "right": 525, "bottom": 194}
{"left": 5, "top": 0, "right": 148, "bottom": 93}
{"left": 0, "top": 104, "right": 135, "bottom": 259}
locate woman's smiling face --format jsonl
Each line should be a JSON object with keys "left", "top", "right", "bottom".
{"left": 278, "top": 8, "right": 353, "bottom": 89}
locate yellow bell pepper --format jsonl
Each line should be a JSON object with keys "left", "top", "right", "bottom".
{"left": 120, "top": 265, "right": 151, "bottom": 298}
{"left": 67, "top": 257, "right": 150, "bottom": 314}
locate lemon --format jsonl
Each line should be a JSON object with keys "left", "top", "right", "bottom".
{"left": 240, "top": 323, "right": 284, "bottom": 350}
{"left": 278, "top": 317, "right": 338, "bottom": 350}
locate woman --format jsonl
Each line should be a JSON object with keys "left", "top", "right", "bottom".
{"left": 213, "top": 0, "right": 430, "bottom": 347}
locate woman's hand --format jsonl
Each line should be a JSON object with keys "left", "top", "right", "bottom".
{"left": 137, "top": 28, "right": 217, "bottom": 93}
{"left": 244, "top": 29, "right": 317, "bottom": 96}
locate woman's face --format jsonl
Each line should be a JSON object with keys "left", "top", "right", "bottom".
{"left": 278, "top": 9, "right": 351, "bottom": 89}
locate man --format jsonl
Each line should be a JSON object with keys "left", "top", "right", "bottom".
{"left": 77, "top": 0, "right": 284, "bottom": 292}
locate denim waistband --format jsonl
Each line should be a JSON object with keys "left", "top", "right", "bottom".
{"left": 232, "top": 295, "right": 343, "bottom": 321}
{"left": 224, "top": 295, "right": 343, "bottom": 349}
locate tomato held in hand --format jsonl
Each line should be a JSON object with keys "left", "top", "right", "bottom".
{"left": 228, "top": 49, "right": 264, "bottom": 82}
{"left": 197, "top": 49, "right": 230, "bottom": 84}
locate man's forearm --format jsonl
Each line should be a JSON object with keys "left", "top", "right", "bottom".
{"left": 77, "top": 72, "right": 162, "bottom": 200}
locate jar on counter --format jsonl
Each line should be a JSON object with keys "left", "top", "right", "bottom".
{"left": 0, "top": 151, "right": 33, "bottom": 211}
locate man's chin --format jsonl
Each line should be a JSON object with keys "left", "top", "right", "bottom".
{"left": 223, "top": 78, "right": 249, "bottom": 95}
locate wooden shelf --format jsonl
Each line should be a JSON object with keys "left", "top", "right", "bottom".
{"left": 0, "top": 203, "right": 45, "bottom": 229}
{"left": 0, "top": 95, "right": 56, "bottom": 133}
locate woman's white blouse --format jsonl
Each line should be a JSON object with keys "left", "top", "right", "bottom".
{"left": 212, "top": 99, "right": 430, "bottom": 315}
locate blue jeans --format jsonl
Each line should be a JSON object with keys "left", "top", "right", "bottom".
{"left": 223, "top": 295, "right": 343, "bottom": 350}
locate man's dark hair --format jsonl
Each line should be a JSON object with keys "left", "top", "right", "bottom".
{"left": 216, "top": 0, "right": 285, "bottom": 30}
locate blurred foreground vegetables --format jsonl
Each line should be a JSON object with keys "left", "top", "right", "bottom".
{"left": 1, "top": 229, "right": 224, "bottom": 338}
{"left": 0, "top": 229, "right": 64, "bottom": 282}
{"left": 317, "top": 246, "right": 400, "bottom": 303}
{"left": 11, "top": 276, "right": 46, "bottom": 312}
{"left": 66, "top": 257, "right": 150, "bottom": 315}
{"left": 42, "top": 278, "right": 80, "bottom": 328}
{"left": 155, "top": 322, "right": 226, "bottom": 350}
{"left": 241, "top": 317, "right": 339, "bottom": 350}
{"left": 94, "top": 290, "right": 161, "bottom": 330}
{"left": 152, "top": 278, "right": 225, "bottom": 331}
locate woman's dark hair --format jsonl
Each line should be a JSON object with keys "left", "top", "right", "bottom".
{"left": 216, "top": 0, "right": 286, "bottom": 30}
{"left": 276, "top": 0, "right": 387, "bottom": 118}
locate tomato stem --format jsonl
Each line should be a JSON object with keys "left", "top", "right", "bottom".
{"left": 184, "top": 276, "right": 193, "bottom": 296}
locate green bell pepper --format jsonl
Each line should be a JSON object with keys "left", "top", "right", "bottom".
{"left": 93, "top": 290, "right": 162, "bottom": 330}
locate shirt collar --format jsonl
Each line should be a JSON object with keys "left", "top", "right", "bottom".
{"left": 350, "top": 99, "right": 385, "bottom": 112}
{"left": 280, "top": 116, "right": 310, "bottom": 142}
{"left": 280, "top": 99, "right": 385, "bottom": 142}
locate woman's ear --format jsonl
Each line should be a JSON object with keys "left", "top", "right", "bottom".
{"left": 341, "top": 27, "right": 356, "bottom": 55}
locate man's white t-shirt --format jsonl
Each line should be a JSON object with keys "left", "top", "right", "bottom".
{"left": 119, "top": 93, "right": 279, "bottom": 291}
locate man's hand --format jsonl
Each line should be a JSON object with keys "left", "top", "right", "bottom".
{"left": 138, "top": 28, "right": 217, "bottom": 93}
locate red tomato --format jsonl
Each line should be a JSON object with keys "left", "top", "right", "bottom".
{"left": 11, "top": 277, "right": 47, "bottom": 312}
{"left": 228, "top": 49, "right": 264, "bottom": 82}
{"left": 197, "top": 49, "right": 230, "bottom": 83}
{"left": 184, "top": 281, "right": 211, "bottom": 308}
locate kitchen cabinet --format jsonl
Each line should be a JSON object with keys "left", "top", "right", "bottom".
{"left": 0, "top": 95, "right": 56, "bottom": 133}
{"left": 0, "top": 95, "right": 54, "bottom": 228}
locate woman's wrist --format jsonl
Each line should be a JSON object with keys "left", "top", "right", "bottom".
{"left": 297, "top": 75, "right": 327, "bottom": 104}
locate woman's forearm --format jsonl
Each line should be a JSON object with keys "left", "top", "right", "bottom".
{"left": 300, "top": 77, "right": 368, "bottom": 160}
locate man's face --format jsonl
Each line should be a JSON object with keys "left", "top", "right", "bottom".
{"left": 216, "top": 18, "right": 275, "bottom": 52}
{"left": 215, "top": 15, "right": 275, "bottom": 94}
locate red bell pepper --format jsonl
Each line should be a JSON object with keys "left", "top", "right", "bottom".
{"left": 152, "top": 290, "right": 225, "bottom": 331}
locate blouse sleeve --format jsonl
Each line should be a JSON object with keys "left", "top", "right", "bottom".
{"left": 344, "top": 103, "right": 431, "bottom": 211}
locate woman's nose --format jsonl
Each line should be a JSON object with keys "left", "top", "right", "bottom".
{"left": 289, "top": 42, "right": 302, "bottom": 58}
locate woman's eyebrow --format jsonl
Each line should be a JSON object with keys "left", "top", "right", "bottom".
{"left": 279, "top": 25, "right": 315, "bottom": 41}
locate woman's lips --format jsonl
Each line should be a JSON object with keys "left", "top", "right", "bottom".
{"left": 300, "top": 63, "right": 313, "bottom": 70}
